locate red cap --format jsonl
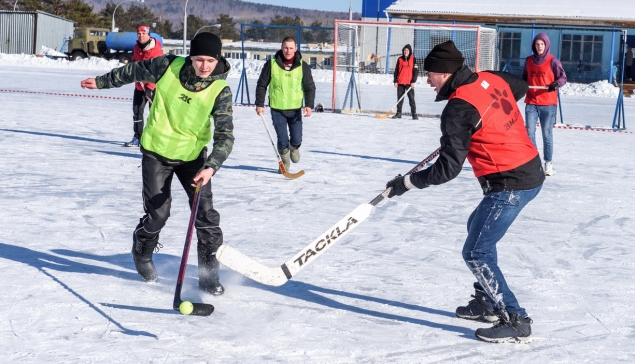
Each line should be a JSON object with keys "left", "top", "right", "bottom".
{"left": 137, "top": 26, "right": 150, "bottom": 34}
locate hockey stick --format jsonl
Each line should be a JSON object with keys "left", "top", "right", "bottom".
{"left": 259, "top": 114, "right": 305, "bottom": 179}
{"left": 173, "top": 180, "right": 214, "bottom": 316}
{"left": 216, "top": 147, "right": 442, "bottom": 286}
{"left": 376, "top": 86, "right": 412, "bottom": 119}
{"left": 528, "top": 86, "right": 549, "bottom": 89}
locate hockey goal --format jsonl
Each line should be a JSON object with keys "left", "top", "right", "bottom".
{"left": 331, "top": 20, "right": 497, "bottom": 116}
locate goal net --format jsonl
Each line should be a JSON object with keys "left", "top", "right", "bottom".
{"left": 332, "top": 20, "right": 497, "bottom": 116}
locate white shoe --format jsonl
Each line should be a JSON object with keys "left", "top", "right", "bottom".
{"left": 545, "top": 162, "right": 554, "bottom": 176}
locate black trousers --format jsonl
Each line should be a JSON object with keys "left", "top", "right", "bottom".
{"left": 137, "top": 150, "right": 223, "bottom": 251}
{"left": 132, "top": 88, "right": 155, "bottom": 139}
{"left": 396, "top": 84, "right": 416, "bottom": 114}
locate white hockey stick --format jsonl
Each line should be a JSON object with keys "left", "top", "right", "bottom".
{"left": 217, "top": 147, "right": 442, "bottom": 286}
{"left": 528, "top": 85, "right": 549, "bottom": 89}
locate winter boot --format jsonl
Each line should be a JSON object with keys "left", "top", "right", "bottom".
{"left": 124, "top": 136, "right": 140, "bottom": 147}
{"left": 412, "top": 110, "right": 419, "bottom": 120}
{"left": 455, "top": 288, "right": 498, "bottom": 323}
{"left": 131, "top": 232, "right": 161, "bottom": 282}
{"left": 391, "top": 112, "right": 402, "bottom": 119}
{"left": 545, "top": 162, "right": 554, "bottom": 176}
{"left": 198, "top": 243, "right": 224, "bottom": 296}
{"left": 278, "top": 148, "right": 291, "bottom": 173}
{"left": 475, "top": 311, "right": 533, "bottom": 343}
{"left": 290, "top": 145, "right": 301, "bottom": 163}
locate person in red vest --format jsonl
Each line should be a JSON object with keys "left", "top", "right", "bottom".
{"left": 522, "top": 33, "right": 567, "bottom": 176}
{"left": 125, "top": 25, "right": 164, "bottom": 147}
{"left": 392, "top": 44, "right": 418, "bottom": 119}
{"left": 385, "top": 41, "right": 544, "bottom": 343}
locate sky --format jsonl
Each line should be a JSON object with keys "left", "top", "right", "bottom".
{"left": 244, "top": 0, "right": 363, "bottom": 13}
{"left": 0, "top": 54, "right": 634, "bottom": 362}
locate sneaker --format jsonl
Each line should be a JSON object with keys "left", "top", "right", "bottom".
{"left": 131, "top": 232, "right": 161, "bottom": 282}
{"left": 475, "top": 312, "right": 533, "bottom": 343}
{"left": 290, "top": 145, "right": 300, "bottom": 163}
{"left": 278, "top": 148, "right": 290, "bottom": 173}
{"left": 545, "top": 162, "right": 554, "bottom": 176}
{"left": 197, "top": 244, "right": 224, "bottom": 296}
{"left": 391, "top": 112, "right": 402, "bottom": 119}
{"left": 124, "top": 136, "right": 140, "bottom": 147}
{"left": 456, "top": 290, "right": 498, "bottom": 323}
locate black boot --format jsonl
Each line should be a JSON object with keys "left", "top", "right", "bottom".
{"left": 198, "top": 243, "right": 224, "bottom": 296}
{"left": 475, "top": 311, "right": 533, "bottom": 343}
{"left": 412, "top": 111, "right": 419, "bottom": 120}
{"left": 391, "top": 112, "right": 402, "bottom": 119}
{"left": 455, "top": 287, "right": 497, "bottom": 323}
{"left": 131, "top": 231, "right": 161, "bottom": 282}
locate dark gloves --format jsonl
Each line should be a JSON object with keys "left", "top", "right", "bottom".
{"left": 145, "top": 88, "right": 155, "bottom": 103}
{"left": 548, "top": 82, "right": 558, "bottom": 92}
{"left": 386, "top": 174, "right": 410, "bottom": 198}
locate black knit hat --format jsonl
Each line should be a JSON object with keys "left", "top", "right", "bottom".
{"left": 423, "top": 40, "right": 465, "bottom": 73}
{"left": 190, "top": 32, "right": 222, "bottom": 59}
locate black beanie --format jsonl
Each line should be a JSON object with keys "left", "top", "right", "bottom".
{"left": 190, "top": 32, "right": 222, "bottom": 59}
{"left": 423, "top": 40, "right": 465, "bottom": 73}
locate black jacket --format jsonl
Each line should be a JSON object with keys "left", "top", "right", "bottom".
{"left": 409, "top": 66, "right": 545, "bottom": 193}
{"left": 255, "top": 50, "right": 316, "bottom": 109}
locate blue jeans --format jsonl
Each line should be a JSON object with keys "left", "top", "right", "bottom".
{"left": 462, "top": 185, "right": 542, "bottom": 317}
{"left": 271, "top": 108, "right": 303, "bottom": 152}
{"left": 525, "top": 104, "right": 556, "bottom": 162}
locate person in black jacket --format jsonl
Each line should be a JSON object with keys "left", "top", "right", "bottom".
{"left": 255, "top": 37, "right": 316, "bottom": 173}
{"left": 392, "top": 44, "right": 419, "bottom": 119}
{"left": 385, "top": 41, "right": 544, "bottom": 344}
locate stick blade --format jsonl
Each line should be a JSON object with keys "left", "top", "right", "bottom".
{"left": 217, "top": 244, "right": 289, "bottom": 286}
{"left": 191, "top": 303, "right": 214, "bottom": 316}
{"left": 375, "top": 109, "right": 392, "bottom": 119}
{"left": 279, "top": 161, "right": 305, "bottom": 179}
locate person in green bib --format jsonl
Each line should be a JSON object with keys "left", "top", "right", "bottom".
{"left": 80, "top": 33, "right": 234, "bottom": 296}
{"left": 255, "top": 36, "right": 316, "bottom": 173}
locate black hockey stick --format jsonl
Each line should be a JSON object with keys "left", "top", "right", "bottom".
{"left": 173, "top": 180, "right": 214, "bottom": 316}
{"left": 216, "top": 147, "right": 442, "bottom": 286}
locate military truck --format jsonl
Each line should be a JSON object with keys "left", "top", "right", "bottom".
{"left": 66, "top": 27, "right": 163, "bottom": 64}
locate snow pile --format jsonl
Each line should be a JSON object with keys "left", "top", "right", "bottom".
{"left": 559, "top": 80, "right": 619, "bottom": 97}
{"left": 40, "top": 46, "right": 68, "bottom": 58}
{"left": 0, "top": 53, "right": 121, "bottom": 70}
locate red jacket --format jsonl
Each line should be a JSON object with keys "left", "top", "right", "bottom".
{"left": 133, "top": 37, "right": 163, "bottom": 91}
{"left": 449, "top": 72, "right": 538, "bottom": 177}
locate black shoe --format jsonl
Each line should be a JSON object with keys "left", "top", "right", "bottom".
{"left": 475, "top": 312, "right": 533, "bottom": 343}
{"left": 131, "top": 232, "right": 161, "bottom": 282}
{"left": 412, "top": 114, "right": 419, "bottom": 120}
{"left": 455, "top": 290, "right": 498, "bottom": 323}
{"left": 198, "top": 243, "right": 225, "bottom": 296}
{"left": 391, "top": 112, "right": 402, "bottom": 119}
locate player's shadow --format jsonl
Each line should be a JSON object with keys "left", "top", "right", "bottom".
{"left": 0, "top": 242, "right": 159, "bottom": 337}
{"left": 0, "top": 128, "right": 121, "bottom": 145}
{"left": 246, "top": 278, "right": 476, "bottom": 339}
{"left": 310, "top": 150, "right": 421, "bottom": 165}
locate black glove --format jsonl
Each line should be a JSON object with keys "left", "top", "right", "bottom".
{"left": 145, "top": 88, "right": 155, "bottom": 103}
{"left": 386, "top": 174, "right": 410, "bottom": 198}
{"left": 548, "top": 82, "right": 558, "bottom": 92}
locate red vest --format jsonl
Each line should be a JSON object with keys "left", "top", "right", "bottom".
{"left": 133, "top": 38, "right": 163, "bottom": 91}
{"left": 449, "top": 73, "right": 538, "bottom": 177}
{"left": 396, "top": 56, "right": 415, "bottom": 85}
{"left": 524, "top": 54, "right": 557, "bottom": 105}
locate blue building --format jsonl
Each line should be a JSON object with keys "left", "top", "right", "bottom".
{"left": 362, "top": 0, "right": 635, "bottom": 82}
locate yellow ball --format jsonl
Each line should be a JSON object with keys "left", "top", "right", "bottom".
{"left": 179, "top": 301, "right": 194, "bottom": 315}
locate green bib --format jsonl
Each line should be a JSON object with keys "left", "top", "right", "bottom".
{"left": 141, "top": 57, "right": 227, "bottom": 161}
{"left": 269, "top": 59, "right": 304, "bottom": 110}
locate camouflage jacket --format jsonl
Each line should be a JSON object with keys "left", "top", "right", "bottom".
{"left": 95, "top": 55, "right": 234, "bottom": 172}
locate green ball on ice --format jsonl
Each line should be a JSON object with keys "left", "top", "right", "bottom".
{"left": 179, "top": 301, "right": 194, "bottom": 315}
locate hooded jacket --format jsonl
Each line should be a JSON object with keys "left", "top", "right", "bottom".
{"left": 132, "top": 37, "right": 163, "bottom": 91}
{"left": 393, "top": 44, "right": 418, "bottom": 85}
{"left": 521, "top": 33, "right": 567, "bottom": 90}
{"left": 255, "top": 49, "right": 316, "bottom": 110}
{"left": 409, "top": 66, "right": 545, "bottom": 192}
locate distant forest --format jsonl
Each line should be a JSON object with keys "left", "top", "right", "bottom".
{"left": 84, "top": 0, "right": 360, "bottom": 30}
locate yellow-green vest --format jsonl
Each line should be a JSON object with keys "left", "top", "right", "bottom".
{"left": 141, "top": 57, "right": 227, "bottom": 161}
{"left": 269, "top": 58, "right": 304, "bottom": 110}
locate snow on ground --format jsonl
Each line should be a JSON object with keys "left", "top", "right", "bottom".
{"left": 1, "top": 57, "right": 634, "bottom": 362}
